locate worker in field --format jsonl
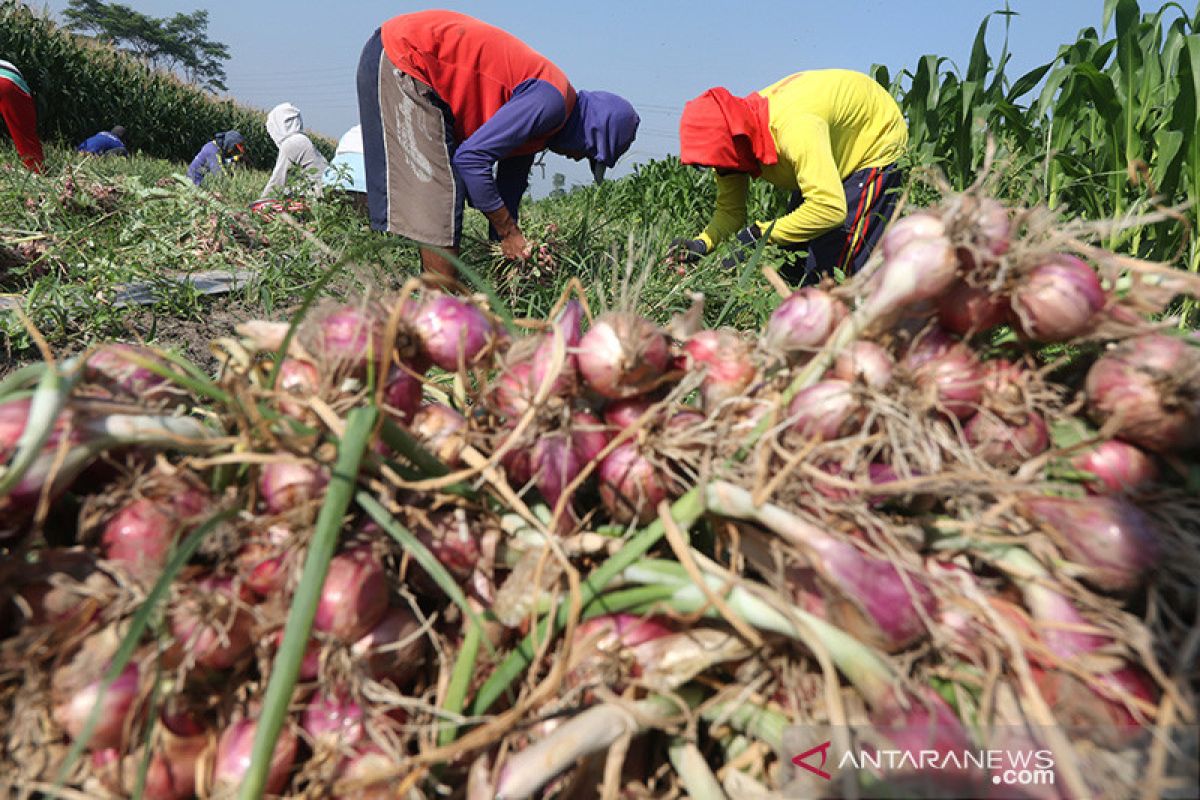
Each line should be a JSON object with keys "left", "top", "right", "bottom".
{"left": 187, "top": 130, "right": 246, "bottom": 185}
{"left": 322, "top": 124, "right": 368, "bottom": 213}
{"left": 78, "top": 126, "right": 128, "bottom": 156}
{"left": 0, "top": 59, "right": 44, "bottom": 172}
{"left": 672, "top": 69, "right": 908, "bottom": 286}
{"left": 259, "top": 102, "right": 328, "bottom": 201}
{"left": 356, "top": 9, "right": 640, "bottom": 282}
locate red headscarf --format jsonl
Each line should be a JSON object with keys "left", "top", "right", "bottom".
{"left": 679, "top": 88, "right": 777, "bottom": 176}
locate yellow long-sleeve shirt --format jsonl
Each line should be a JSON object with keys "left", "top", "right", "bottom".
{"left": 697, "top": 69, "right": 907, "bottom": 250}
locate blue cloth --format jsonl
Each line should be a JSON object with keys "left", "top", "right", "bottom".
{"left": 78, "top": 131, "right": 125, "bottom": 155}
{"left": 450, "top": 78, "right": 569, "bottom": 214}
{"left": 323, "top": 152, "right": 367, "bottom": 193}
{"left": 187, "top": 140, "right": 222, "bottom": 185}
{"left": 214, "top": 130, "right": 244, "bottom": 152}
{"left": 546, "top": 90, "right": 640, "bottom": 168}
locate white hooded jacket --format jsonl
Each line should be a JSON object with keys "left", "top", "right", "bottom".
{"left": 261, "top": 102, "right": 329, "bottom": 199}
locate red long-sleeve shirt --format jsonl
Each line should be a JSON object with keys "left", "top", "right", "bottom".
{"left": 380, "top": 10, "right": 576, "bottom": 153}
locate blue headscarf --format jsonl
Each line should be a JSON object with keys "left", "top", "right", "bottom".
{"left": 215, "top": 130, "right": 244, "bottom": 153}
{"left": 548, "top": 90, "right": 640, "bottom": 180}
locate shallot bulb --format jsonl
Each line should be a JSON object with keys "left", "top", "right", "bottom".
{"left": 603, "top": 397, "right": 656, "bottom": 430}
{"left": 101, "top": 486, "right": 208, "bottom": 578}
{"left": 83, "top": 344, "right": 172, "bottom": 400}
{"left": 903, "top": 328, "right": 983, "bottom": 419}
{"left": 682, "top": 328, "right": 757, "bottom": 410}
{"left": 530, "top": 298, "right": 584, "bottom": 396}
{"left": 570, "top": 614, "right": 674, "bottom": 684}
{"left": 53, "top": 663, "right": 140, "bottom": 750}
{"left": 351, "top": 606, "right": 426, "bottom": 683}
{"left": 577, "top": 312, "right": 670, "bottom": 399}
{"left": 865, "top": 234, "right": 958, "bottom": 317}
{"left": 411, "top": 403, "right": 467, "bottom": 466}
{"left": 935, "top": 279, "right": 1009, "bottom": 336}
{"left": 1011, "top": 255, "right": 1106, "bottom": 342}
{"left": 1085, "top": 334, "right": 1200, "bottom": 453}
{"left": 880, "top": 212, "right": 946, "bottom": 260}
{"left": 302, "top": 690, "right": 366, "bottom": 748}
{"left": 490, "top": 361, "right": 535, "bottom": 418}
{"left": 170, "top": 575, "right": 254, "bottom": 669}
{"left": 570, "top": 410, "right": 610, "bottom": 464}
{"left": 973, "top": 196, "right": 1011, "bottom": 258}
{"left": 964, "top": 409, "right": 1049, "bottom": 468}
{"left": 412, "top": 510, "right": 481, "bottom": 581}
{"left": 335, "top": 748, "right": 397, "bottom": 800}
{"left": 597, "top": 441, "right": 671, "bottom": 525}
{"left": 259, "top": 461, "right": 328, "bottom": 513}
{"left": 212, "top": 719, "right": 298, "bottom": 796}
{"left": 316, "top": 306, "right": 383, "bottom": 371}
{"left": 149, "top": 706, "right": 208, "bottom": 800}
{"left": 786, "top": 379, "right": 859, "bottom": 440}
{"left": 1020, "top": 494, "right": 1161, "bottom": 593}
{"left": 413, "top": 293, "right": 494, "bottom": 371}
{"left": 1071, "top": 440, "right": 1157, "bottom": 494}
{"left": 276, "top": 358, "right": 321, "bottom": 418}
{"left": 0, "top": 397, "right": 86, "bottom": 518}
{"left": 501, "top": 444, "right": 534, "bottom": 489}
{"left": 763, "top": 289, "right": 847, "bottom": 354}
{"left": 382, "top": 365, "right": 422, "bottom": 422}
{"left": 314, "top": 547, "right": 389, "bottom": 641}
{"left": 830, "top": 341, "right": 894, "bottom": 388}
{"left": 1020, "top": 583, "right": 1158, "bottom": 730}
{"left": 868, "top": 688, "right": 982, "bottom": 793}
{"left": 532, "top": 433, "right": 582, "bottom": 511}
{"left": 978, "top": 357, "right": 1028, "bottom": 415}
{"left": 811, "top": 537, "right": 936, "bottom": 653}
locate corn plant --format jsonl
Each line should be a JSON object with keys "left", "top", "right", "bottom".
{"left": 881, "top": 0, "right": 1200, "bottom": 278}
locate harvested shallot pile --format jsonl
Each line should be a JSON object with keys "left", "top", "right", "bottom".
{"left": 2, "top": 187, "right": 1200, "bottom": 800}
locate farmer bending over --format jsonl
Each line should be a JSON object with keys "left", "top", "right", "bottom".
{"left": 259, "top": 103, "right": 328, "bottom": 201}
{"left": 323, "top": 124, "right": 368, "bottom": 213}
{"left": 357, "top": 9, "right": 640, "bottom": 282}
{"left": 673, "top": 69, "right": 907, "bottom": 286}
{"left": 78, "top": 126, "right": 128, "bottom": 156}
{"left": 188, "top": 130, "right": 246, "bottom": 186}
{"left": 0, "top": 59, "right": 43, "bottom": 172}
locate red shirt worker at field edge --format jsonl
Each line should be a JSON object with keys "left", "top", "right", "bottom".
{"left": 673, "top": 69, "right": 908, "bottom": 286}
{"left": 0, "top": 58, "right": 44, "bottom": 172}
{"left": 356, "top": 10, "right": 640, "bottom": 282}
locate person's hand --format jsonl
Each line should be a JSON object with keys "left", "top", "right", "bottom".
{"left": 500, "top": 232, "right": 532, "bottom": 261}
{"left": 668, "top": 237, "right": 708, "bottom": 265}
{"left": 720, "top": 224, "right": 764, "bottom": 270}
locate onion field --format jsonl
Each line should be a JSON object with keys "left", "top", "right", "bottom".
{"left": 2, "top": 3, "right": 1200, "bottom": 800}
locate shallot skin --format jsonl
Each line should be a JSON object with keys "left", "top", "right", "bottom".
{"left": 1071, "top": 440, "right": 1158, "bottom": 494}
{"left": 1085, "top": 334, "right": 1200, "bottom": 453}
{"left": 577, "top": 313, "right": 671, "bottom": 399}
{"left": 1012, "top": 255, "right": 1107, "bottom": 342}
{"left": 597, "top": 442, "right": 670, "bottom": 525}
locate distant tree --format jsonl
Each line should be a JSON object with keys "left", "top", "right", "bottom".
{"left": 550, "top": 172, "right": 566, "bottom": 198}
{"left": 62, "top": 0, "right": 230, "bottom": 91}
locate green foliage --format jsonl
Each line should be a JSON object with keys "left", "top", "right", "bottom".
{"left": 62, "top": 0, "right": 230, "bottom": 91}
{"left": 0, "top": 3, "right": 331, "bottom": 168}
{"left": 878, "top": 0, "right": 1200, "bottom": 271}
{"left": 0, "top": 144, "right": 413, "bottom": 355}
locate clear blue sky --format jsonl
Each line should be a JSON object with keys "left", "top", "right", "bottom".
{"left": 42, "top": 0, "right": 1114, "bottom": 194}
